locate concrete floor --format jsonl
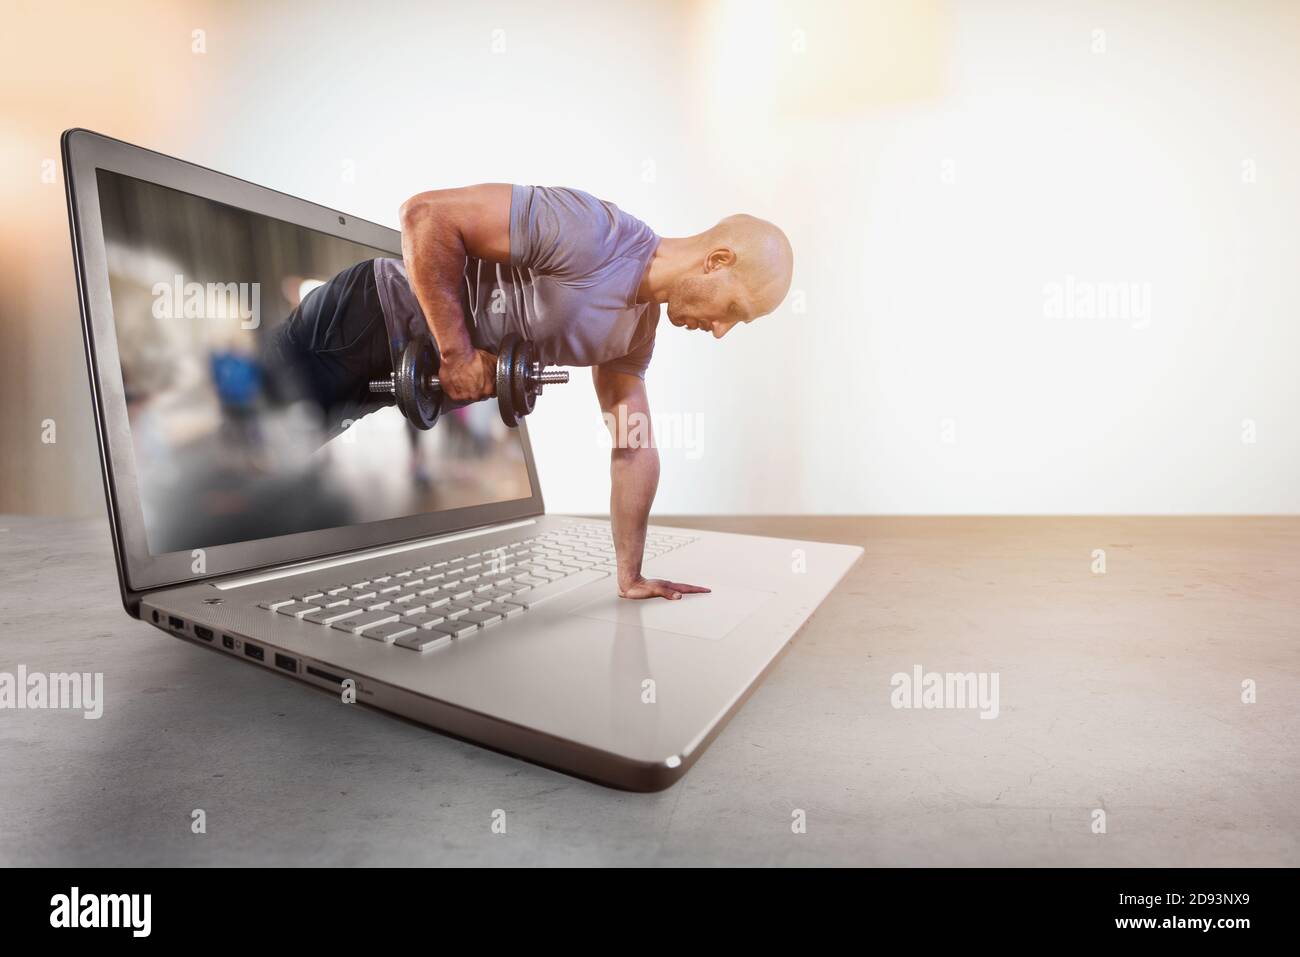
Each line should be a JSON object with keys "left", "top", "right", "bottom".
{"left": 0, "top": 514, "right": 1296, "bottom": 866}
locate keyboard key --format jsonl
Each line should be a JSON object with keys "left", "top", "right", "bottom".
{"left": 258, "top": 597, "right": 297, "bottom": 610}
{"left": 428, "top": 619, "right": 478, "bottom": 640}
{"left": 518, "top": 565, "right": 561, "bottom": 580}
{"left": 332, "top": 610, "right": 399, "bottom": 634}
{"left": 402, "top": 611, "right": 448, "bottom": 629}
{"left": 397, "top": 600, "right": 428, "bottom": 615}
{"left": 301, "top": 607, "right": 363, "bottom": 626}
{"left": 338, "top": 587, "right": 377, "bottom": 601}
{"left": 275, "top": 601, "right": 321, "bottom": 618}
{"left": 444, "top": 599, "right": 485, "bottom": 615}
{"left": 395, "top": 630, "right": 453, "bottom": 652}
{"left": 459, "top": 609, "right": 503, "bottom": 627}
{"left": 362, "top": 621, "right": 417, "bottom": 643}
{"left": 294, "top": 590, "right": 326, "bottom": 602}
{"left": 484, "top": 601, "right": 523, "bottom": 619}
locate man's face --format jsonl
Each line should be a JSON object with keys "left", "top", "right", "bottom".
{"left": 666, "top": 271, "right": 750, "bottom": 340}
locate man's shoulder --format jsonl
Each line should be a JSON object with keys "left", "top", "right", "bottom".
{"left": 512, "top": 186, "right": 657, "bottom": 277}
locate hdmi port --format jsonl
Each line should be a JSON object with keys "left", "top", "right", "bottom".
{"left": 244, "top": 643, "right": 265, "bottom": 662}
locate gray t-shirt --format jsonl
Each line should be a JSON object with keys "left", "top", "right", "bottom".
{"left": 374, "top": 184, "right": 661, "bottom": 378}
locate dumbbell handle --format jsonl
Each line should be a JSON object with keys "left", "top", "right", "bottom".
{"left": 369, "top": 365, "right": 569, "bottom": 395}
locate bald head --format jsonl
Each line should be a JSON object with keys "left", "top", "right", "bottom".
{"left": 708, "top": 214, "right": 795, "bottom": 316}
{"left": 658, "top": 213, "right": 794, "bottom": 339}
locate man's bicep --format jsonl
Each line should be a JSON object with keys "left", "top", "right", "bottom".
{"left": 400, "top": 183, "right": 512, "bottom": 264}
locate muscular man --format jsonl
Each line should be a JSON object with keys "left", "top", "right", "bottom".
{"left": 268, "top": 184, "right": 793, "bottom": 601}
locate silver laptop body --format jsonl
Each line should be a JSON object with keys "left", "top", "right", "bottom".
{"left": 64, "top": 129, "right": 861, "bottom": 791}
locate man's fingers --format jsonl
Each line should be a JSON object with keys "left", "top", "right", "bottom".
{"left": 618, "top": 579, "right": 710, "bottom": 601}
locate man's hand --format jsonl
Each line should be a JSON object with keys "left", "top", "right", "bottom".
{"left": 619, "top": 575, "right": 711, "bottom": 601}
{"left": 438, "top": 348, "right": 497, "bottom": 403}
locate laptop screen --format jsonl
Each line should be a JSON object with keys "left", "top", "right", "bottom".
{"left": 95, "top": 168, "right": 533, "bottom": 556}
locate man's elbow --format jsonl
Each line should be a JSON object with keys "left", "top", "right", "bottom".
{"left": 398, "top": 191, "right": 448, "bottom": 231}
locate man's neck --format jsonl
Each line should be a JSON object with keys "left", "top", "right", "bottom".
{"left": 636, "top": 235, "right": 701, "bottom": 304}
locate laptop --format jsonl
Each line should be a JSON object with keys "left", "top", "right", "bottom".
{"left": 62, "top": 129, "right": 862, "bottom": 791}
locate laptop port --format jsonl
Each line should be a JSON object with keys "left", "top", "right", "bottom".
{"left": 168, "top": 615, "right": 184, "bottom": 630}
{"left": 244, "top": 642, "right": 264, "bottom": 662}
{"left": 305, "top": 665, "right": 346, "bottom": 686}
{"left": 222, "top": 635, "right": 235, "bottom": 650}
{"left": 193, "top": 625, "right": 214, "bottom": 642}
{"left": 275, "top": 654, "right": 298, "bottom": 674}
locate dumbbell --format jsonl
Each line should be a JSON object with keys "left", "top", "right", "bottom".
{"left": 368, "top": 332, "right": 569, "bottom": 430}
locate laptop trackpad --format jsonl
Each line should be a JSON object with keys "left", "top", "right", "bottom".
{"left": 570, "top": 584, "right": 776, "bottom": 640}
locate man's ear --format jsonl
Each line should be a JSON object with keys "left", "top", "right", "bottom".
{"left": 705, "top": 247, "right": 736, "bottom": 272}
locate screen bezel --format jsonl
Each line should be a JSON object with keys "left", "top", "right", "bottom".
{"left": 63, "top": 129, "right": 544, "bottom": 603}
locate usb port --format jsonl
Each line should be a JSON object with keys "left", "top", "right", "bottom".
{"left": 168, "top": 616, "right": 184, "bottom": 630}
{"left": 194, "top": 625, "right": 214, "bottom": 642}
{"left": 275, "top": 654, "right": 298, "bottom": 674}
{"left": 244, "top": 642, "right": 264, "bottom": 662}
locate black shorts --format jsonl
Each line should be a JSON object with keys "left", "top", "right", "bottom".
{"left": 263, "top": 259, "right": 395, "bottom": 434}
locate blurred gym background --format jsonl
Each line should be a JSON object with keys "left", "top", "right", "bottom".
{"left": 96, "top": 170, "right": 530, "bottom": 552}
{"left": 2, "top": 0, "right": 1297, "bottom": 517}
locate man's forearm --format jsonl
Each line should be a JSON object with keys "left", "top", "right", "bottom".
{"left": 609, "top": 445, "right": 659, "bottom": 588}
{"left": 398, "top": 198, "right": 475, "bottom": 360}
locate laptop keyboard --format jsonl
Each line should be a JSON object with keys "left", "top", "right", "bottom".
{"left": 256, "top": 524, "right": 697, "bottom": 653}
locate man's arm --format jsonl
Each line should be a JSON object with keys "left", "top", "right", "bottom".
{"left": 398, "top": 184, "right": 512, "bottom": 402}
{"left": 594, "top": 365, "right": 711, "bottom": 601}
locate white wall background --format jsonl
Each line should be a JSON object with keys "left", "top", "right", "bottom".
{"left": 2, "top": 0, "right": 1297, "bottom": 516}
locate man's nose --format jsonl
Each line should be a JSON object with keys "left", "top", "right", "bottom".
{"left": 712, "top": 321, "right": 733, "bottom": 340}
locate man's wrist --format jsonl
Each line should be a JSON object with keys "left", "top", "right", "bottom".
{"left": 434, "top": 328, "right": 476, "bottom": 364}
{"left": 440, "top": 343, "right": 475, "bottom": 364}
